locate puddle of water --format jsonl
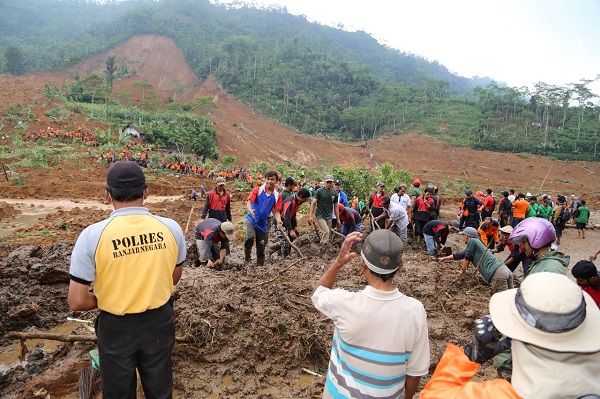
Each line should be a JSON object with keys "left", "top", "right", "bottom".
{"left": 203, "top": 370, "right": 320, "bottom": 398}
{"left": 0, "top": 321, "right": 78, "bottom": 372}
{"left": 0, "top": 213, "right": 46, "bottom": 238}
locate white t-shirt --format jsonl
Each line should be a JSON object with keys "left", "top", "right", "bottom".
{"left": 398, "top": 193, "right": 411, "bottom": 210}
{"left": 312, "top": 285, "right": 430, "bottom": 399}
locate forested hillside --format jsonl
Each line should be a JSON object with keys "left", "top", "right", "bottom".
{"left": 1, "top": 0, "right": 599, "bottom": 160}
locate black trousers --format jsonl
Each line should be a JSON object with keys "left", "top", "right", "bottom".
{"left": 97, "top": 302, "right": 175, "bottom": 399}
{"left": 371, "top": 207, "right": 386, "bottom": 229}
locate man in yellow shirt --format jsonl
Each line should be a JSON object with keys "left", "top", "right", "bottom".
{"left": 68, "top": 161, "right": 187, "bottom": 398}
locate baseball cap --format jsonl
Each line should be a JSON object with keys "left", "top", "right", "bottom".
{"left": 220, "top": 222, "right": 236, "bottom": 241}
{"left": 377, "top": 181, "right": 385, "bottom": 187}
{"left": 465, "top": 189, "right": 473, "bottom": 196}
{"left": 333, "top": 179, "right": 341, "bottom": 185}
{"left": 459, "top": 227, "right": 478, "bottom": 238}
{"left": 499, "top": 225, "right": 513, "bottom": 235}
{"left": 449, "top": 220, "right": 460, "bottom": 230}
{"left": 413, "top": 179, "right": 421, "bottom": 187}
{"left": 107, "top": 161, "right": 146, "bottom": 189}
{"left": 216, "top": 177, "right": 226, "bottom": 185}
{"left": 284, "top": 177, "right": 297, "bottom": 187}
{"left": 324, "top": 175, "right": 334, "bottom": 182}
{"left": 361, "top": 229, "right": 404, "bottom": 274}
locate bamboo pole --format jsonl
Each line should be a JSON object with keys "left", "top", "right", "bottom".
{"left": 184, "top": 207, "right": 194, "bottom": 234}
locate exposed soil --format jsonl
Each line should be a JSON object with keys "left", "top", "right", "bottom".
{"left": 1, "top": 34, "right": 599, "bottom": 398}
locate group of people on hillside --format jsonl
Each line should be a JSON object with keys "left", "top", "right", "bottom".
{"left": 67, "top": 161, "right": 600, "bottom": 399}
{"left": 24, "top": 126, "right": 100, "bottom": 147}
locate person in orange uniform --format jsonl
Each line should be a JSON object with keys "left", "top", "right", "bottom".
{"left": 510, "top": 192, "right": 530, "bottom": 228}
{"left": 477, "top": 217, "right": 500, "bottom": 249}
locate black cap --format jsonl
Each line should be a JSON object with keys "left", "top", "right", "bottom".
{"left": 297, "top": 188, "right": 311, "bottom": 198}
{"left": 334, "top": 179, "right": 341, "bottom": 185}
{"left": 284, "top": 177, "right": 297, "bottom": 187}
{"left": 107, "top": 161, "right": 146, "bottom": 189}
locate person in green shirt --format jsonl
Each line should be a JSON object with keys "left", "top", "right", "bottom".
{"left": 438, "top": 227, "right": 513, "bottom": 292}
{"left": 358, "top": 199, "right": 365, "bottom": 213}
{"left": 526, "top": 196, "right": 541, "bottom": 218}
{"left": 575, "top": 199, "right": 590, "bottom": 239}
{"left": 537, "top": 197, "right": 553, "bottom": 220}
{"left": 280, "top": 177, "right": 296, "bottom": 201}
{"left": 309, "top": 174, "right": 339, "bottom": 244}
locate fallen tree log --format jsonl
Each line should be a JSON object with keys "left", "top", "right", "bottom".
{"left": 5, "top": 331, "right": 188, "bottom": 343}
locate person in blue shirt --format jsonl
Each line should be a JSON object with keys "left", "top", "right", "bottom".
{"left": 245, "top": 170, "right": 282, "bottom": 267}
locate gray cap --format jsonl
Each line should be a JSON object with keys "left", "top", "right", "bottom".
{"left": 449, "top": 220, "right": 460, "bottom": 230}
{"left": 459, "top": 227, "right": 479, "bottom": 238}
{"left": 361, "top": 230, "right": 404, "bottom": 274}
{"left": 220, "top": 221, "right": 236, "bottom": 241}
{"left": 324, "top": 175, "right": 334, "bottom": 182}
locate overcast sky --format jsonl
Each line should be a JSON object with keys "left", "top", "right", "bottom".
{"left": 215, "top": 0, "right": 600, "bottom": 95}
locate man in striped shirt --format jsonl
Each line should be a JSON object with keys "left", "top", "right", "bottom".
{"left": 312, "top": 230, "right": 430, "bottom": 399}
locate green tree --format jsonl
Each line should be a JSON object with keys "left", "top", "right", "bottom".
{"left": 106, "top": 55, "right": 117, "bottom": 92}
{"left": 5, "top": 46, "right": 26, "bottom": 75}
{"left": 133, "top": 79, "right": 152, "bottom": 100}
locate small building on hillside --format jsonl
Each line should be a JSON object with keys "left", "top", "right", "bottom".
{"left": 123, "top": 123, "right": 143, "bottom": 138}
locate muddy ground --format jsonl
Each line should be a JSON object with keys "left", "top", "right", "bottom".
{"left": 0, "top": 161, "right": 598, "bottom": 399}
{"left": 1, "top": 33, "right": 600, "bottom": 398}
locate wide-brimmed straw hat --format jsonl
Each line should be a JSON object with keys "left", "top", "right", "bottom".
{"left": 490, "top": 273, "right": 600, "bottom": 353}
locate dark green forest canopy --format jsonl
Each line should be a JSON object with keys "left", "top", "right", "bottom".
{"left": 1, "top": 0, "right": 599, "bottom": 161}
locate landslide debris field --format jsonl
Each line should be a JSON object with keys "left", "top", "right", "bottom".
{"left": 0, "top": 163, "right": 598, "bottom": 398}
{"left": 1, "top": 33, "right": 600, "bottom": 398}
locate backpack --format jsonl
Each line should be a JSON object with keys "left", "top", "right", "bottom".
{"left": 561, "top": 206, "right": 571, "bottom": 222}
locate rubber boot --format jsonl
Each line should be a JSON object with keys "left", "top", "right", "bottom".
{"left": 265, "top": 243, "right": 281, "bottom": 257}
{"left": 244, "top": 247, "right": 252, "bottom": 263}
{"left": 256, "top": 256, "right": 265, "bottom": 267}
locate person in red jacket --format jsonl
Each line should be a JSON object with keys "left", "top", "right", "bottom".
{"left": 272, "top": 188, "right": 311, "bottom": 257}
{"left": 481, "top": 188, "right": 496, "bottom": 220}
{"left": 420, "top": 273, "right": 600, "bottom": 399}
{"left": 369, "top": 181, "right": 388, "bottom": 228}
{"left": 571, "top": 260, "right": 600, "bottom": 308}
{"left": 412, "top": 187, "right": 435, "bottom": 245}
{"left": 201, "top": 176, "right": 232, "bottom": 222}
{"left": 337, "top": 203, "right": 363, "bottom": 236}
